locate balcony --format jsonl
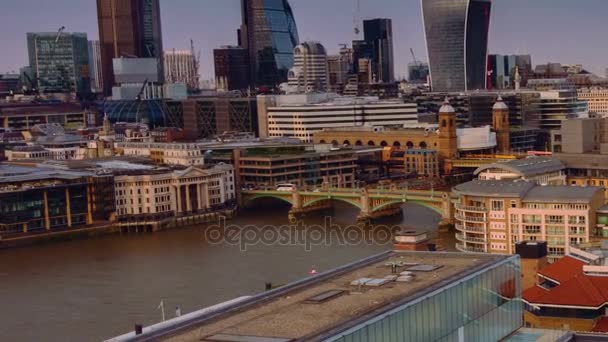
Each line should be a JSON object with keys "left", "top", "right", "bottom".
{"left": 456, "top": 243, "right": 486, "bottom": 253}
{"left": 455, "top": 223, "right": 486, "bottom": 233}
{"left": 455, "top": 204, "right": 488, "bottom": 213}
{"left": 454, "top": 214, "right": 486, "bottom": 223}
{"left": 456, "top": 233, "right": 487, "bottom": 244}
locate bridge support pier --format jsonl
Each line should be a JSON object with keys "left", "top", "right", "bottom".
{"left": 288, "top": 200, "right": 332, "bottom": 222}
{"left": 357, "top": 203, "right": 403, "bottom": 224}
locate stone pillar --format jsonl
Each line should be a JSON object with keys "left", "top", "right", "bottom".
{"left": 219, "top": 178, "right": 226, "bottom": 204}
{"left": 65, "top": 188, "right": 72, "bottom": 227}
{"left": 86, "top": 185, "right": 93, "bottom": 224}
{"left": 292, "top": 191, "right": 302, "bottom": 210}
{"left": 176, "top": 185, "right": 182, "bottom": 214}
{"left": 205, "top": 184, "right": 211, "bottom": 209}
{"left": 185, "top": 185, "right": 192, "bottom": 212}
{"left": 197, "top": 183, "right": 203, "bottom": 211}
{"left": 43, "top": 191, "right": 50, "bottom": 230}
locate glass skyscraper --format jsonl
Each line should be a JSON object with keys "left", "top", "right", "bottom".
{"left": 422, "top": 0, "right": 492, "bottom": 92}
{"left": 96, "top": 0, "right": 163, "bottom": 96}
{"left": 27, "top": 32, "right": 90, "bottom": 94}
{"left": 363, "top": 18, "right": 395, "bottom": 83}
{"left": 240, "top": 0, "right": 300, "bottom": 88}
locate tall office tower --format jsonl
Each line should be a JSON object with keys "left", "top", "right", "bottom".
{"left": 421, "top": 0, "right": 492, "bottom": 92}
{"left": 96, "top": 0, "right": 163, "bottom": 96}
{"left": 214, "top": 46, "right": 250, "bottom": 92}
{"left": 163, "top": 50, "right": 199, "bottom": 91}
{"left": 239, "top": 0, "right": 300, "bottom": 88}
{"left": 363, "top": 18, "right": 394, "bottom": 83}
{"left": 27, "top": 32, "right": 90, "bottom": 93}
{"left": 288, "top": 42, "right": 329, "bottom": 92}
{"left": 88, "top": 40, "right": 103, "bottom": 93}
{"left": 328, "top": 47, "right": 354, "bottom": 94}
{"left": 408, "top": 62, "right": 430, "bottom": 84}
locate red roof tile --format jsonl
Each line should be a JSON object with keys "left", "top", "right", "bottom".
{"left": 538, "top": 256, "right": 585, "bottom": 283}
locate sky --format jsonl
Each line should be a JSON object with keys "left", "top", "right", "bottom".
{"left": 1, "top": 0, "right": 607, "bottom": 79}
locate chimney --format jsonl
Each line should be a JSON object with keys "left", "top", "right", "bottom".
{"left": 394, "top": 230, "right": 431, "bottom": 251}
{"left": 515, "top": 241, "right": 548, "bottom": 290}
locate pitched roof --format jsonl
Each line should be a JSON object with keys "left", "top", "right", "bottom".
{"left": 538, "top": 256, "right": 585, "bottom": 283}
{"left": 474, "top": 157, "right": 565, "bottom": 178}
{"left": 453, "top": 179, "right": 536, "bottom": 198}
{"left": 524, "top": 256, "right": 608, "bottom": 308}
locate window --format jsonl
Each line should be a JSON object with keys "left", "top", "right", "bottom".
{"left": 491, "top": 200, "right": 504, "bottom": 211}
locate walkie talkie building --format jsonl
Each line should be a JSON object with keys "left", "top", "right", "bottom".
{"left": 421, "top": 0, "right": 492, "bottom": 92}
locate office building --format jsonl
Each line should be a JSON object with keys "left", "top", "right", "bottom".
{"left": 363, "top": 18, "right": 394, "bottom": 83}
{"left": 116, "top": 142, "right": 206, "bottom": 166}
{"left": 110, "top": 57, "right": 164, "bottom": 100}
{"left": 214, "top": 46, "right": 250, "bottom": 92}
{"left": 179, "top": 96, "right": 258, "bottom": 139}
{"left": 383, "top": 148, "right": 440, "bottom": 178}
{"left": 229, "top": 146, "right": 357, "bottom": 188}
{"left": 27, "top": 32, "right": 90, "bottom": 93}
{"left": 453, "top": 179, "right": 604, "bottom": 261}
{"left": 578, "top": 87, "right": 608, "bottom": 117}
{"left": 125, "top": 251, "right": 524, "bottom": 342}
{"left": 88, "top": 40, "right": 103, "bottom": 93}
{"left": 0, "top": 74, "right": 20, "bottom": 97}
{"left": 96, "top": 0, "right": 163, "bottom": 95}
{"left": 0, "top": 165, "right": 94, "bottom": 233}
{"left": 0, "top": 102, "right": 90, "bottom": 131}
{"left": 287, "top": 42, "right": 329, "bottom": 93}
{"left": 258, "top": 93, "right": 418, "bottom": 142}
{"left": 114, "top": 164, "right": 235, "bottom": 220}
{"left": 523, "top": 243, "right": 608, "bottom": 332}
{"left": 408, "top": 62, "right": 429, "bottom": 84}
{"left": 421, "top": 0, "right": 491, "bottom": 92}
{"left": 327, "top": 46, "right": 354, "bottom": 94}
{"left": 538, "top": 90, "right": 589, "bottom": 130}
{"left": 488, "top": 54, "right": 532, "bottom": 89}
{"left": 163, "top": 50, "right": 199, "bottom": 91}
{"left": 239, "top": 0, "right": 299, "bottom": 88}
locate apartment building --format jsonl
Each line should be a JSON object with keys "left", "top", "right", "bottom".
{"left": 114, "top": 164, "right": 235, "bottom": 220}
{"left": 453, "top": 180, "right": 604, "bottom": 262}
{"left": 578, "top": 87, "right": 608, "bottom": 117}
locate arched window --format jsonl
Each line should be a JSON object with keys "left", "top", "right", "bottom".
{"left": 393, "top": 141, "right": 401, "bottom": 147}
{"left": 367, "top": 140, "right": 376, "bottom": 146}
{"left": 331, "top": 140, "right": 339, "bottom": 146}
{"left": 441, "top": 120, "right": 447, "bottom": 128}
{"left": 343, "top": 140, "right": 351, "bottom": 146}
{"left": 319, "top": 140, "right": 327, "bottom": 144}
{"left": 380, "top": 141, "right": 388, "bottom": 147}
{"left": 406, "top": 141, "right": 414, "bottom": 149}
{"left": 355, "top": 140, "right": 363, "bottom": 146}
{"left": 419, "top": 141, "right": 428, "bottom": 149}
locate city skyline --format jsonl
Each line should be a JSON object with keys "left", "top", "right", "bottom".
{"left": 1, "top": 0, "right": 607, "bottom": 80}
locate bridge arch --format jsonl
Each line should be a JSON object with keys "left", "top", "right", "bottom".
{"left": 243, "top": 194, "right": 294, "bottom": 207}
{"left": 303, "top": 197, "right": 362, "bottom": 210}
{"left": 371, "top": 199, "right": 443, "bottom": 215}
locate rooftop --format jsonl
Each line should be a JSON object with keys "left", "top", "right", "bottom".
{"left": 523, "top": 185, "right": 602, "bottom": 204}
{"left": 474, "top": 157, "right": 565, "bottom": 178}
{"left": 453, "top": 180, "right": 536, "bottom": 198}
{"left": 152, "top": 251, "right": 509, "bottom": 342}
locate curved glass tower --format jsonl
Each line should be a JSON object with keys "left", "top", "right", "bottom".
{"left": 421, "top": 0, "right": 491, "bottom": 92}
{"left": 240, "top": 0, "right": 300, "bottom": 88}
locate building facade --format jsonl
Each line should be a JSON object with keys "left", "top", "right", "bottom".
{"left": 287, "top": 42, "right": 329, "bottom": 93}
{"left": 163, "top": 50, "right": 199, "bottom": 91}
{"left": 117, "top": 142, "right": 205, "bottom": 166}
{"left": 578, "top": 87, "right": 608, "bottom": 117}
{"left": 88, "top": 40, "right": 104, "bottom": 93}
{"left": 539, "top": 90, "right": 589, "bottom": 130}
{"left": 363, "top": 18, "right": 394, "bottom": 83}
{"left": 454, "top": 180, "right": 604, "bottom": 262}
{"left": 96, "top": 0, "right": 163, "bottom": 96}
{"left": 114, "top": 165, "right": 235, "bottom": 219}
{"left": 27, "top": 32, "right": 90, "bottom": 93}
{"left": 213, "top": 46, "right": 250, "bottom": 92}
{"left": 421, "top": 0, "right": 491, "bottom": 92}
{"left": 239, "top": 0, "right": 299, "bottom": 88}
{"left": 259, "top": 94, "right": 418, "bottom": 142}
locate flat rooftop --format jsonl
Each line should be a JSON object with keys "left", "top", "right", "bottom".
{"left": 160, "top": 251, "right": 508, "bottom": 342}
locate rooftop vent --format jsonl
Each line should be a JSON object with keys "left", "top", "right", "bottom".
{"left": 304, "top": 289, "right": 346, "bottom": 304}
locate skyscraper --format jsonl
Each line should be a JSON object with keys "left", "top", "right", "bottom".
{"left": 88, "top": 40, "right": 103, "bottom": 93}
{"left": 239, "top": 0, "right": 299, "bottom": 88}
{"left": 96, "top": 0, "right": 163, "bottom": 96}
{"left": 214, "top": 46, "right": 250, "bottom": 92}
{"left": 363, "top": 18, "right": 394, "bottom": 83}
{"left": 27, "top": 32, "right": 90, "bottom": 93}
{"left": 163, "top": 50, "right": 199, "bottom": 91}
{"left": 421, "top": 0, "right": 492, "bottom": 92}
{"left": 288, "top": 42, "right": 329, "bottom": 93}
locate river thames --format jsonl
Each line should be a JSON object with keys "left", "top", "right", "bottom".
{"left": 0, "top": 200, "right": 449, "bottom": 341}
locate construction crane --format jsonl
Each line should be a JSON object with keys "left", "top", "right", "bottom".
{"left": 410, "top": 48, "right": 422, "bottom": 69}
{"left": 353, "top": 0, "right": 361, "bottom": 36}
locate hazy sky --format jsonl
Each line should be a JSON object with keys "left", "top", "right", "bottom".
{"left": 1, "top": 0, "right": 607, "bottom": 78}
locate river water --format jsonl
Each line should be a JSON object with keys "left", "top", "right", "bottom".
{"left": 0, "top": 200, "right": 448, "bottom": 341}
